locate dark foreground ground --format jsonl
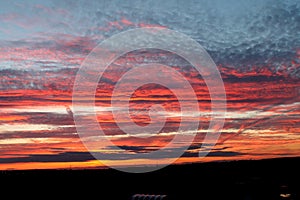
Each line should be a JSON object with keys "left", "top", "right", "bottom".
{"left": 1, "top": 157, "right": 300, "bottom": 200}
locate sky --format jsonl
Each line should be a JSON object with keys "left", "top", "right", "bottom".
{"left": 0, "top": 0, "right": 300, "bottom": 170}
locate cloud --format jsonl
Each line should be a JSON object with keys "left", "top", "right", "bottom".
{"left": 106, "top": 144, "right": 243, "bottom": 158}
{"left": 0, "top": 152, "right": 94, "bottom": 163}
{"left": 0, "top": 0, "right": 299, "bottom": 169}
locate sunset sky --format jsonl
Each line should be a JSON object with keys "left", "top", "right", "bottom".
{"left": 0, "top": 0, "right": 300, "bottom": 170}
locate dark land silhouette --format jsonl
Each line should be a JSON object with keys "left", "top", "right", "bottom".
{"left": 1, "top": 157, "right": 299, "bottom": 200}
